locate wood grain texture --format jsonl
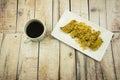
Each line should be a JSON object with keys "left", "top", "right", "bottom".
{"left": 52, "top": 0, "right": 60, "bottom": 79}
{"left": 59, "top": 0, "right": 76, "bottom": 80}
{"left": 106, "top": 0, "right": 120, "bottom": 31}
{"left": 0, "top": 33, "right": 21, "bottom": 80}
{"left": 0, "top": 33, "right": 3, "bottom": 50}
{"left": 101, "top": 44, "right": 116, "bottom": 80}
{"left": 71, "top": 0, "right": 81, "bottom": 15}
{"left": 89, "top": 0, "right": 116, "bottom": 80}
{"left": 112, "top": 33, "right": 120, "bottom": 80}
{"left": 36, "top": 0, "right": 59, "bottom": 80}
{"left": 100, "top": 0, "right": 117, "bottom": 80}
{"left": 17, "top": 34, "right": 38, "bottom": 80}
{"left": 89, "top": 0, "right": 103, "bottom": 80}
{"left": 0, "top": 33, "right": 3, "bottom": 58}
{"left": 0, "top": 0, "right": 120, "bottom": 80}
{"left": 71, "top": 0, "right": 88, "bottom": 80}
{"left": 53, "top": 0, "right": 59, "bottom": 26}
{"left": 38, "top": 38, "right": 59, "bottom": 80}
{"left": 17, "top": 0, "right": 35, "bottom": 32}
{"left": 98, "top": 0, "right": 107, "bottom": 28}
{"left": 0, "top": 0, "right": 17, "bottom": 32}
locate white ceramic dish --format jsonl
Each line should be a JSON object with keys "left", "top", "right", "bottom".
{"left": 51, "top": 10, "right": 113, "bottom": 61}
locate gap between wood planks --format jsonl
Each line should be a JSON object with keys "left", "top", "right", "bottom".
{"left": 52, "top": 0, "right": 61, "bottom": 80}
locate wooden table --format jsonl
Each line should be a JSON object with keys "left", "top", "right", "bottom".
{"left": 0, "top": 0, "right": 120, "bottom": 80}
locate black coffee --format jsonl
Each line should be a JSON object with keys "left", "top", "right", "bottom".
{"left": 26, "top": 21, "right": 44, "bottom": 38}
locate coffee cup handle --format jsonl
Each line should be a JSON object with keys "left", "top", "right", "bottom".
{"left": 24, "top": 37, "right": 32, "bottom": 44}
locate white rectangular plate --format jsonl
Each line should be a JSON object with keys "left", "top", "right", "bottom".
{"left": 51, "top": 10, "right": 113, "bottom": 61}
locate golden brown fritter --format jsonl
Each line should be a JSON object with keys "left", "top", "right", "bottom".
{"left": 60, "top": 20, "right": 103, "bottom": 51}
{"left": 60, "top": 20, "right": 78, "bottom": 33}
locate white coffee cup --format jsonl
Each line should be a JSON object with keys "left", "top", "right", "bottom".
{"left": 24, "top": 19, "right": 46, "bottom": 42}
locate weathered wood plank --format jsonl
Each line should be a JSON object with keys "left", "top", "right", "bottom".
{"left": 0, "top": 33, "right": 3, "bottom": 49}
{"left": 0, "top": 33, "right": 21, "bottom": 80}
{"left": 17, "top": 0, "right": 35, "bottom": 32}
{"left": 80, "top": 0, "right": 89, "bottom": 19}
{"left": 60, "top": 44, "right": 76, "bottom": 80}
{"left": 0, "top": 33, "right": 3, "bottom": 57}
{"left": 52, "top": 0, "right": 61, "bottom": 79}
{"left": 71, "top": 0, "right": 88, "bottom": 80}
{"left": 95, "top": 0, "right": 111, "bottom": 79}
{"left": 112, "top": 33, "right": 120, "bottom": 80}
{"left": 59, "top": 0, "right": 76, "bottom": 80}
{"left": 101, "top": 44, "right": 116, "bottom": 80}
{"left": 106, "top": 0, "right": 120, "bottom": 31}
{"left": 38, "top": 38, "right": 59, "bottom": 80}
{"left": 89, "top": 0, "right": 103, "bottom": 80}
{"left": 17, "top": 34, "right": 38, "bottom": 80}
{"left": 89, "top": 0, "right": 116, "bottom": 80}
{"left": 98, "top": 0, "right": 107, "bottom": 28}
{"left": 0, "top": 0, "right": 17, "bottom": 32}
{"left": 36, "top": 0, "right": 59, "bottom": 80}
{"left": 76, "top": 52, "right": 86, "bottom": 80}
{"left": 71, "top": 0, "right": 81, "bottom": 15}
{"left": 53, "top": 0, "right": 59, "bottom": 26}
{"left": 89, "top": 0, "right": 99, "bottom": 22}
{"left": 77, "top": 0, "right": 97, "bottom": 80}
{"left": 99, "top": 0, "right": 116, "bottom": 80}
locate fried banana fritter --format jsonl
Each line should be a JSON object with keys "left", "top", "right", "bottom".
{"left": 60, "top": 20, "right": 78, "bottom": 33}
{"left": 60, "top": 20, "right": 103, "bottom": 51}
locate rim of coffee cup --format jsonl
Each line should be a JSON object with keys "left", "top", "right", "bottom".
{"left": 24, "top": 19, "right": 46, "bottom": 41}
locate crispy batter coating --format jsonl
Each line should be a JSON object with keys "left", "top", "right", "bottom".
{"left": 60, "top": 20, "right": 103, "bottom": 51}
{"left": 60, "top": 20, "right": 78, "bottom": 33}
